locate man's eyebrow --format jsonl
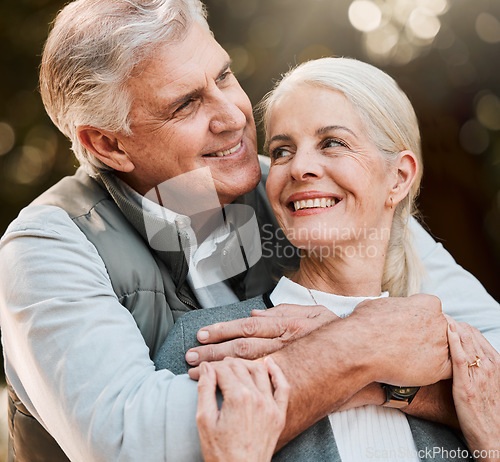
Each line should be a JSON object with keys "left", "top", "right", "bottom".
{"left": 158, "top": 60, "right": 233, "bottom": 117}
{"left": 317, "top": 125, "right": 357, "bottom": 138}
{"left": 161, "top": 88, "right": 202, "bottom": 117}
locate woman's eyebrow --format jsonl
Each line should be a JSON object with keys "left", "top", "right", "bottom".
{"left": 267, "top": 133, "right": 292, "bottom": 144}
{"left": 317, "top": 125, "right": 357, "bottom": 138}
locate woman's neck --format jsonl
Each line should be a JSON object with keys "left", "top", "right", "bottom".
{"left": 292, "top": 239, "right": 388, "bottom": 297}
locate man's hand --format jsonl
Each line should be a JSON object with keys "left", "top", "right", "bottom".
{"left": 185, "top": 304, "right": 338, "bottom": 367}
{"left": 350, "top": 293, "right": 452, "bottom": 386}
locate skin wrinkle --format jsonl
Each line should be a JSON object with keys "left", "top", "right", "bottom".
{"left": 95, "top": 23, "right": 260, "bottom": 201}
{"left": 266, "top": 86, "right": 406, "bottom": 297}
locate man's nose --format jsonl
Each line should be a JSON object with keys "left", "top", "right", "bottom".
{"left": 209, "top": 92, "right": 246, "bottom": 134}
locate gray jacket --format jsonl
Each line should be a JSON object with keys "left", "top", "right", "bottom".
{"left": 155, "top": 296, "right": 472, "bottom": 462}
{"left": 7, "top": 163, "right": 297, "bottom": 462}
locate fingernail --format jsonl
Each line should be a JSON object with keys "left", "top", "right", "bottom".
{"left": 198, "top": 330, "right": 209, "bottom": 342}
{"left": 448, "top": 322, "right": 456, "bottom": 333}
{"left": 186, "top": 351, "right": 199, "bottom": 364}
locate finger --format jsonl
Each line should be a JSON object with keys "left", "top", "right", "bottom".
{"left": 251, "top": 304, "right": 317, "bottom": 318}
{"left": 447, "top": 322, "right": 471, "bottom": 384}
{"left": 189, "top": 365, "right": 201, "bottom": 381}
{"left": 456, "top": 322, "right": 485, "bottom": 363}
{"left": 197, "top": 317, "right": 288, "bottom": 344}
{"left": 248, "top": 361, "right": 274, "bottom": 396}
{"left": 196, "top": 363, "right": 218, "bottom": 425}
{"left": 265, "top": 357, "right": 290, "bottom": 413}
{"left": 472, "top": 329, "right": 498, "bottom": 360}
{"left": 454, "top": 322, "right": 478, "bottom": 359}
{"left": 186, "top": 338, "right": 284, "bottom": 365}
{"left": 443, "top": 314, "right": 454, "bottom": 324}
{"left": 216, "top": 359, "right": 257, "bottom": 399}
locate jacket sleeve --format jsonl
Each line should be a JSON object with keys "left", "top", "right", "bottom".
{"left": 0, "top": 205, "right": 202, "bottom": 462}
{"left": 411, "top": 217, "right": 500, "bottom": 352}
{"left": 154, "top": 298, "right": 265, "bottom": 373}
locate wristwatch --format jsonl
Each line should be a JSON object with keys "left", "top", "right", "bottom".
{"left": 381, "top": 384, "right": 420, "bottom": 409}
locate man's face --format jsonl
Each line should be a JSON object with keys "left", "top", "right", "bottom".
{"left": 115, "top": 24, "right": 260, "bottom": 205}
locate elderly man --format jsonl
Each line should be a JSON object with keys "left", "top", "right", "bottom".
{"left": 0, "top": 0, "right": 499, "bottom": 461}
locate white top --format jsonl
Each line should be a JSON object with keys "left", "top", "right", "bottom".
{"left": 271, "top": 277, "right": 420, "bottom": 462}
{"left": 115, "top": 177, "right": 239, "bottom": 309}
{"left": 1, "top": 205, "right": 500, "bottom": 461}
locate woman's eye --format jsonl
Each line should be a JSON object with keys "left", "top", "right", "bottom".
{"left": 323, "top": 138, "right": 346, "bottom": 148}
{"left": 271, "top": 147, "right": 292, "bottom": 160}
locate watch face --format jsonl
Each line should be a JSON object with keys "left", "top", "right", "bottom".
{"left": 394, "top": 387, "right": 420, "bottom": 398}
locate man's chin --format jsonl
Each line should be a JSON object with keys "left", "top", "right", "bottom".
{"left": 218, "top": 174, "right": 261, "bottom": 205}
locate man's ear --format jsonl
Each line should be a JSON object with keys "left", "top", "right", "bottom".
{"left": 77, "top": 126, "right": 135, "bottom": 172}
{"left": 387, "top": 150, "right": 418, "bottom": 207}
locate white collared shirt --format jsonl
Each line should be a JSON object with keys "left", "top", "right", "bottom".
{"left": 115, "top": 178, "right": 239, "bottom": 308}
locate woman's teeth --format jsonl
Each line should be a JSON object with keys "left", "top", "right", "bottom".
{"left": 207, "top": 141, "right": 242, "bottom": 158}
{"left": 293, "top": 197, "right": 338, "bottom": 211}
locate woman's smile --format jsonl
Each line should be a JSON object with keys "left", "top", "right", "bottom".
{"left": 286, "top": 191, "right": 343, "bottom": 214}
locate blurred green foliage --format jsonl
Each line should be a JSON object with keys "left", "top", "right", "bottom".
{"left": 1, "top": 0, "right": 499, "bottom": 305}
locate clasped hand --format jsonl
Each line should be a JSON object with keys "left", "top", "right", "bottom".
{"left": 188, "top": 294, "right": 451, "bottom": 388}
{"left": 186, "top": 303, "right": 338, "bottom": 372}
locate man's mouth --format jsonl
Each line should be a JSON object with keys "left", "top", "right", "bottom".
{"left": 290, "top": 197, "right": 341, "bottom": 212}
{"left": 204, "top": 141, "right": 242, "bottom": 158}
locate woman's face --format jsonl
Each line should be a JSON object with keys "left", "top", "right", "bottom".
{"left": 266, "top": 85, "right": 396, "bottom": 251}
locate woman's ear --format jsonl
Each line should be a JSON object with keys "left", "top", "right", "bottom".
{"left": 387, "top": 150, "right": 418, "bottom": 207}
{"left": 77, "top": 126, "right": 135, "bottom": 172}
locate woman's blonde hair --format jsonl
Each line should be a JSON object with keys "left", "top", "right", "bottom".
{"left": 260, "top": 57, "right": 425, "bottom": 297}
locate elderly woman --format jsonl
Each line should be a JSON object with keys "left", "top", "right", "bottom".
{"left": 155, "top": 58, "right": 500, "bottom": 461}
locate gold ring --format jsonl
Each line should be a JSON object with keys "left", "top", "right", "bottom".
{"left": 468, "top": 356, "right": 482, "bottom": 368}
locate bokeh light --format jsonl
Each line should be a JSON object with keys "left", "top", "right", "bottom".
{"left": 459, "top": 119, "right": 490, "bottom": 155}
{"left": 475, "top": 12, "right": 500, "bottom": 44}
{"left": 0, "top": 123, "right": 15, "bottom": 156}
{"left": 407, "top": 8, "right": 441, "bottom": 41}
{"left": 226, "top": 45, "right": 256, "bottom": 80}
{"left": 476, "top": 92, "right": 500, "bottom": 131}
{"left": 347, "top": 0, "right": 450, "bottom": 65}
{"left": 348, "top": 1, "right": 382, "bottom": 32}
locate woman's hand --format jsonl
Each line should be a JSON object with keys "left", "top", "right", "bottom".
{"left": 447, "top": 319, "right": 500, "bottom": 460}
{"left": 196, "top": 357, "right": 290, "bottom": 462}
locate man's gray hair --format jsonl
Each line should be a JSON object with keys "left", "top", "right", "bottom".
{"left": 40, "top": 0, "right": 209, "bottom": 176}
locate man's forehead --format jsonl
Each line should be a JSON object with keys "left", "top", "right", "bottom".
{"left": 129, "top": 25, "right": 229, "bottom": 103}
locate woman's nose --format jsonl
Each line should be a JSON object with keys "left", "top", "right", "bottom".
{"left": 289, "top": 149, "right": 323, "bottom": 181}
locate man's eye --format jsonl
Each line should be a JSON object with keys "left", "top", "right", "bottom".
{"left": 175, "top": 99, "right": 195, "bottom": 113}
{"left": 217, "top": 71, "right": 232, "bottom": 83}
